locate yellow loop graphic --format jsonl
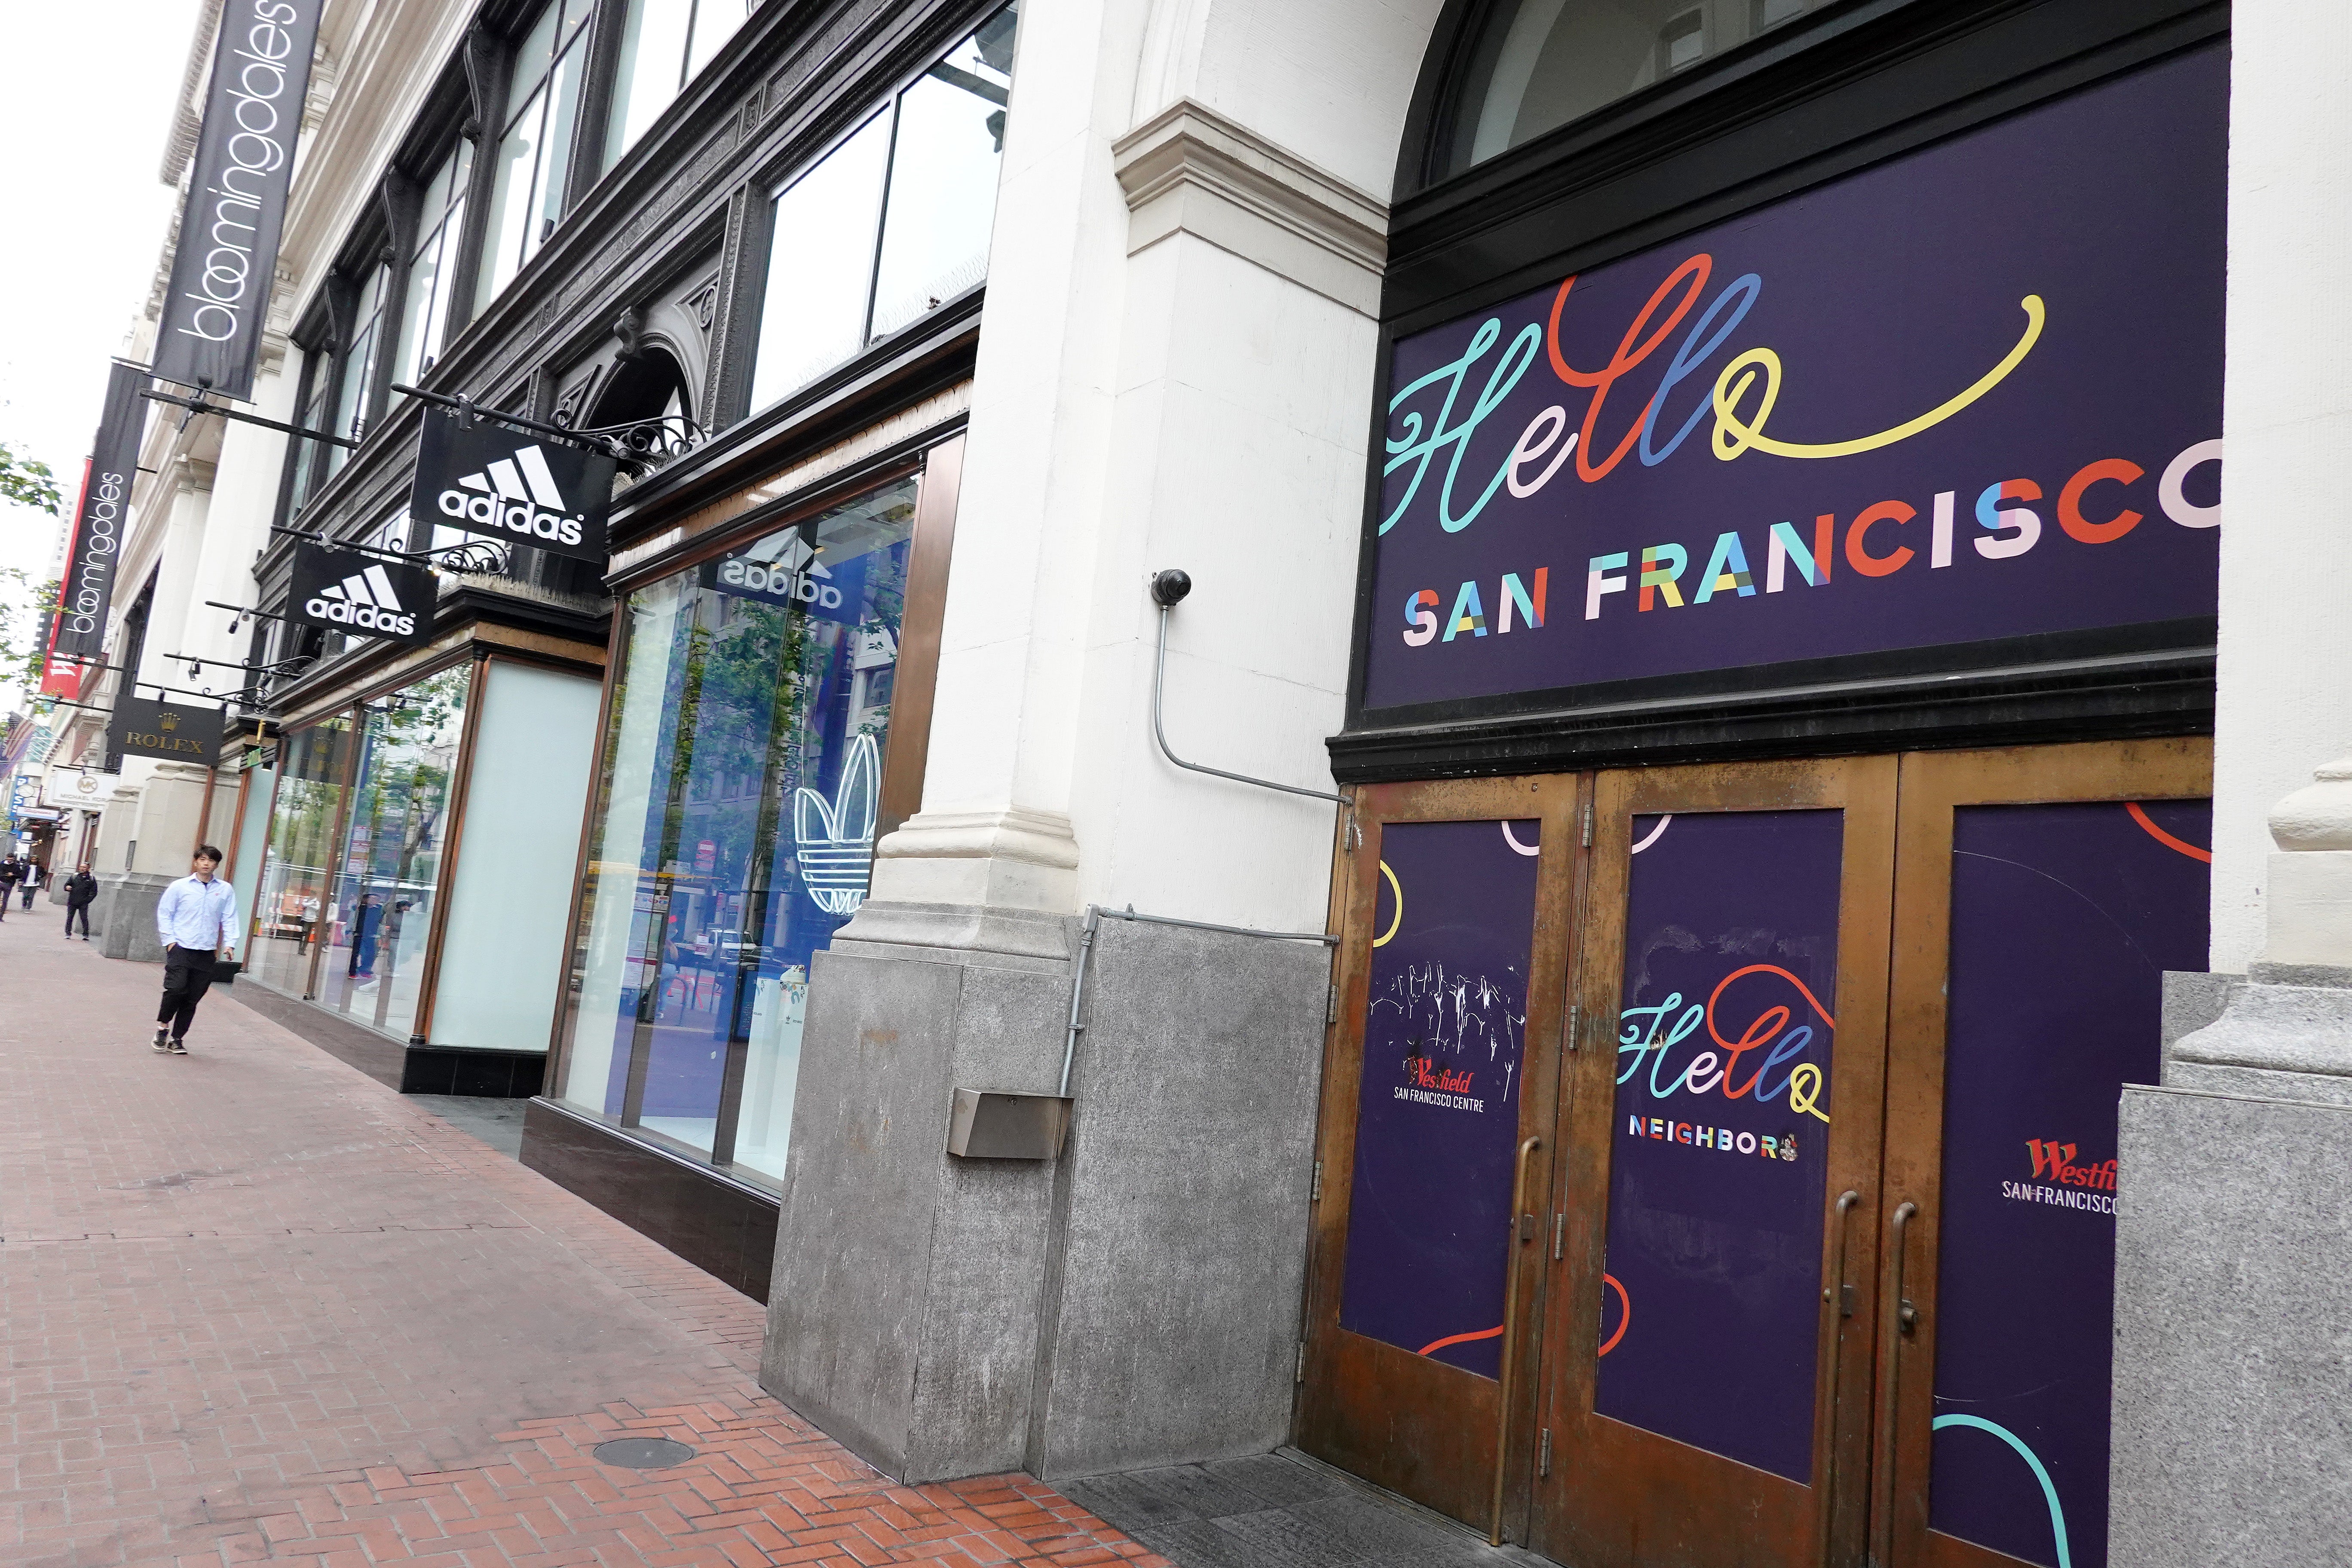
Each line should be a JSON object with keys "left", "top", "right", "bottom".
{"left": 1372, "top": 860, "right": 1403, "bottom": 948}
{"left": 1788, "top": 1063, "right": 1831, "bottom": 1123}
{"left": 1710, "top": 295, "right": 2046, "bottom": 461}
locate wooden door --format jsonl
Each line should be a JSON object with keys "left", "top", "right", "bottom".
{"left": 1531, "top": 757, "right": 1898, "bottom": 1568}
{"left": 1298, "top": 773, "right": 1584, "bottom": 1531}
{"left": 1872, "top": 740, "right": 2211, "bottom": 1568}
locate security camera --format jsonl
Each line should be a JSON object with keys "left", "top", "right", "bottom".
{"left": 1148, "top": 569, "right": 1192, "bottom": 608}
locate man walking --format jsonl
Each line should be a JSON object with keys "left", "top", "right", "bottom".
{"left": 63, "top": 865, "right": 97, "bottom": 940}
{"left": 0, "top": 855, "right": 19, "bottom": 922}
{"left": 21, "top": 858, "right": 42, "bottom": 909}
{"left": 153, "top": 846, "right": 237, "bottom": 1055}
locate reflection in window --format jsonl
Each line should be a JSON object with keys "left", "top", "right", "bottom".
{"left": 248, "top": 720, "right": 352, "bottom": 998}
{"left": 337, "top": 265, "right": 391, "bottom": 453}
{"left": 557, "top": 476, "right": 919, "bottom": 1179}
{"left": 748, "top": 4, "right": 1017, "bottom": 408}
{"left": 309, "top": 667, "right": 469, "bottom": 1040}
{"left": 288, "top": 343, "right": 336, "bottom": 513}
{"left": 478, "top": 0, "right": 595, "bottom": 313}
{"left": 1445, "top": 0, "right": 1821, "bottom": 176}
{"left": 395, "top": 142, "right": 474, "bottom": 382}
{"left": 747, "top": 112, "right": 892, "bottom": 410}
{"left": 604, "top": 0, "right": 755, "bottom": 170}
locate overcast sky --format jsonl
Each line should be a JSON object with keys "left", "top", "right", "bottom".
{"left": 0, "top": 2, "right": 196, "bottom": 716}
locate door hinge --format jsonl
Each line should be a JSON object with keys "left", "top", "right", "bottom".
{"left": 1539, "top": 1427, "right": 1553, "bottom": 1477}
{"left": 1326, "top": 982, "right": 1339, "bottom": 1026}
{"left": 1311, "top": 1159, "right": 1323, "bottom": 1203}
{"left": 1566, "top": 1001, "right": 1579, "bottom": 1051}
{"left": 1580, "top": 802, "right": 1593, "bottom": 847}
{"left": 1552, "top": 1212, "right": 1565, "bottom": 1260}
{"left": 1296, "top": 1341, "right": 1307, "bottom": 1383}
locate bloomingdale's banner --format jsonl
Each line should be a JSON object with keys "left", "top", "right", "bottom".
{"left": 1363, "top": 46, "right": 2226, "bottom": 713}
{"left": 153, "top": 0, "right": 323, "bottom": 400}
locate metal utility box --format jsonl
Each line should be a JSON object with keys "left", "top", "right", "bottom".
{"left": 946, "top": 1089, "right": 1072, "bottom": 1159}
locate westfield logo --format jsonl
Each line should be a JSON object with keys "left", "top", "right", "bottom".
{"left": 435, "top": 442, "right": 586, "bottom": 547}
{"left": 2025, "top": 1139, "right": 2116, "bottom": 1191}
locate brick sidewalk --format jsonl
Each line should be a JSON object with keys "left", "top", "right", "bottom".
{"left": 0, "top": 916, "right": 1166, "bottom": 1568}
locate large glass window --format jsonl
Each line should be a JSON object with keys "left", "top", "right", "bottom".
{"left": 478, "top": 0, "right": 596, "bottom": 313}
{"left": 557, "top": 476, "right": 919, "bottom": 1179}
{"left": 604, "top": 0, "right": 755, "bottom": 171}
{"left": 395, "top": 142, "right": 475, "bottom": 382}
{"left": 1445, "top": 0, "right": 1822, "bottom": 176}
{"left": 335, "top": 263, "right": 393, "bottom": 458}
{"left": 308, "top": 667, "right": 470, "bottom": 1039}
{"left": 247, "top": 720, "right": 352, "bottom": 998}
{"left": 747, "top": 5, "right": 1017, "bottom": 409}
{"left": 287, "top": 343, "right": 337, "bottom": 513}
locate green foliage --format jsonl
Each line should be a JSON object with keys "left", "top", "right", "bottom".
{"left": 0, "top": 568, "right": 60, "bottom": 705}
{"left": 0, "top": 444, "right": 62, "bottom": 517}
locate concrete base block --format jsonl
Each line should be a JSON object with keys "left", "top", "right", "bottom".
{"left": 762, "top": 906, "right": 1330, "bottom": 1484}
{"left": 2111, "top": 1084, "right": 2352, "bottom": 1567}
{"left": 95, "top": 872, "right": 175, "bottom": 963}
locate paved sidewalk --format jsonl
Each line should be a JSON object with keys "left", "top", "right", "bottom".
{"left": 0, "top": 918, "right": 1165, "bottom": 1568}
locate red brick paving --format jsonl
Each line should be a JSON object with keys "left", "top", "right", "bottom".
{"left": 0, "top": 917, "right": 1166, "bottom": 1568}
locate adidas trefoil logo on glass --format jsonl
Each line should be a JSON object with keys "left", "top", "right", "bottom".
{"left": 305, "top": 563, "right": 418, "bottom": 636}
{"left": 435, "top": 442, "right": 586, "bottom": 546}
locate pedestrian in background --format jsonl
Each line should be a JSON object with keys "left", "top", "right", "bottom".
{"left": 153, "top": 846, "right": 237, "bottom": 1055}
{"left": 63, "top": 866, "right": 97, "bottom": 940}
{"left": 0, "top": 855, "right": 20, "bottom": 922}
{"left": 21, "top": 859, "right": 42, "bottom": 910}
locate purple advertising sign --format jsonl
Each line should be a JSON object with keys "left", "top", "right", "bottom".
{"left": 1364, "top": 46, "right": 2225, "bottom": 713}
{"left": 1931, "top": 800, "right": 2210, "bottom": 1568}
{"left": 1596, "top": 809, "right": 1841, "bottom": 1483}
{"left": 1338, "top": 818, "right": 1540, "bottom": 1377}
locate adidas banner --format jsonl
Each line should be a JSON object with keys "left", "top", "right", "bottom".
{"left": 152, "top": 0, "right": 325, "bottom": 401}
{"left": 411, "top": 408, "right": 616, "bottom": 563}
{"left": 288, "top": 542, "right": 435, "bottom": 646}
{"left": 108, "top": 695, "right": 226, "bottom": 766}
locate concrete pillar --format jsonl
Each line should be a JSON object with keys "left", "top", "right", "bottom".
{"left": 763, "top": 0, "right": 1442, "bottom": 1482}
{"left": 97, "top": 763, "right": 213, "bottom": 963}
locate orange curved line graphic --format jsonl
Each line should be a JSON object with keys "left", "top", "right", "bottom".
{"left": 2127, "top": 802, "right": 2211, "bottom": 863}
{"left": 1598, "top": 1274, "right": 1630, "bottom": 1357}
{"left": 1706, "top": 963, "right": 1837, "bottom": 1041}
{"left": 1418, "top": 1324, "right": 1504, "bottom": 1357}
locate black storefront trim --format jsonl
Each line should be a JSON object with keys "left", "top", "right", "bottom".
{"left": 1335, "top": 0, "right": 2228, "bottom": 775}
{"left": 520, "top": 1096, "right": 780, "bottom": 1301}
{"left": 227, "top": 973, "right": 548, "bottom": 1097}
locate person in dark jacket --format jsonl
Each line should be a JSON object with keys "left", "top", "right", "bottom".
{"left": 0, "top": 856, "right": 20, "bottom": 922}
{"left": 20, "top": 858, "right": 42, "bottom": 909}
{"left": 64, "top": 867, "right": 98, "bottom": 940}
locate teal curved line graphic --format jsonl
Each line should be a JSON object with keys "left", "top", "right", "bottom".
{"left": 1931, "top": 1414, "right": 2071, "bottom": 1568}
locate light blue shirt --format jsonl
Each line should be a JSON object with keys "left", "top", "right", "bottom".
{"left": 156, "top": 875, "right": 238, "bottom": 954}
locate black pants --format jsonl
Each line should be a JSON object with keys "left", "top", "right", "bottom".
{"left": 0, "top": 886, "right": 13, "bottom": 918}
{"left": 158, "top": 948, "right": 217, "bottom": 1040}
{"left": 19, "top": 884, "right": 32, "bottom": 909}
{"left": 65, "top": 903, "right": 90, "bottom": 937}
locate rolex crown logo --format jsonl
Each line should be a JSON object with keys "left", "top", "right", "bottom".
{"left": 159, "top": 711, "right": 180, "bottom": 732}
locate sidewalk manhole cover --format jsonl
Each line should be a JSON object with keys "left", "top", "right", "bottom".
{"left": 592, "top": 1437, "right": 697, "bottom": 1469}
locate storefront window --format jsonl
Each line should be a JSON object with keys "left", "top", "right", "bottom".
{"left": 309, "top": 666, "right": 470, "bottom": 1039}
{"left": 248, "top": 720, "right": 351, "bottom": 997}
{"left": 1445, "top": 0, "right": 1822, "bottom": 177}
{"left": 558, "top": 475, "right": 918, "bottom": 1179}
{"left": 748, "top": 5, "right": 1017, "bottom": 408}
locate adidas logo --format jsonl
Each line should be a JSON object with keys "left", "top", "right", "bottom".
{"left": 305, "top": 563, "right": 419, "bottom": 636}
{"left": 794, "top": 733, "right": 879, "bottom": 916}
{"left": 716, "top": 535, "right": 845, "bottom": 609}
{"left": 434, "top": 442, "right": 585, "bottom": 546}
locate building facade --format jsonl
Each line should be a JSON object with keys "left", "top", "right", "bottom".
{"left": 52, "top": 0, "right": 2352, "bottom": 1564}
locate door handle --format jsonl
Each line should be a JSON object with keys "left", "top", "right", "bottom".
{"left": 1890, "top": 1201, "right": 1920, "bottom": 1335}
{"left": 1490, "top": 1135, "right": 1542, "bottom": 1547}
{"left": 1817, "top": 1190, "right": 1862, "bottom": 1568}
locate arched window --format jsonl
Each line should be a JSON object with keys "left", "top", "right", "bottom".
{"left": 1442, "top": 0, "right": 1822, "bottom": 177}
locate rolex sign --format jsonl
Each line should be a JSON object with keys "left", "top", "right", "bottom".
{"left": 108, "top": 697, "right": 225, "bottom": 766}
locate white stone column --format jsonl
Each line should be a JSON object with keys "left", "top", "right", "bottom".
{"left": 2210, "top": 0, "right": 2352, "bottom": 971}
